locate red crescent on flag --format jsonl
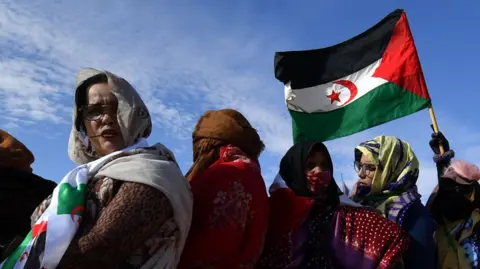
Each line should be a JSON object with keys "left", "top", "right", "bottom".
{"left": 70, "top": 205, "right": 85, "bottom": 222}
{"left": 333, "top": 80, "right": 358, "bottom": 106}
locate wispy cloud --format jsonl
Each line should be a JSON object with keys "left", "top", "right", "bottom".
{"left": 0, "top": 0, "right": 294, "bottom": 154}
{"left": 1, "top": 0, "right": 479, "bottom": 204}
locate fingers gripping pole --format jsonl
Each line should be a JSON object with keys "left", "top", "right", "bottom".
{"left": 428, "top": 104, "right": 445, "bottom": 154}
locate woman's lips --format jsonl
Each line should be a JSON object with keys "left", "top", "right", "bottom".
{"left": 100, "top": 129, "right": 119, "bottom": 138}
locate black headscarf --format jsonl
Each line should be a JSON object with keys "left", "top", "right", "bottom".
{"left": 278, "top": 141, "right": 340, "bottom": 268}
{"left": 279, "top": 140, "right": 340, "bottom": 206}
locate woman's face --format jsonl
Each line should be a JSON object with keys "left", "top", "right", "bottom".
{"left": 434, "top": 177, "right": 478, "bottom": 221}
{"left": 82, "top": 82, "right": 125, "bottom": 156}
{"left": 439, "top": 176, "right": 477, "bottom": 201}
{"left": 355, "top": 154, "right": 376, "bottom": 186}
{"left": 304, "top": 150, "right": 332, "bottom": 195}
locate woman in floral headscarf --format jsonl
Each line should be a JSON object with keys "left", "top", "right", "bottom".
{"left": 178, "top": 109, "right": 269, "bottom": 269}
{"left": 257, "top": 140, "right": 411, "bottom": 269}
{"left": 351, "top": 136, "right": 436, "bottom": 269}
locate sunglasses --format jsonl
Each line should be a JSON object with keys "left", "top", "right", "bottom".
{"left": 440, "top": 177, "right": 478, "bottom": 194}
{"left": 79, "top": 104, "right": 117, "bottom": 121}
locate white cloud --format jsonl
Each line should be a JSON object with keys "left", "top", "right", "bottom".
{"left": 1, "top": 0, "right": 478, "bottom": 205}
{"left": 0, "top": 0, "right": 294, "bottom": 154}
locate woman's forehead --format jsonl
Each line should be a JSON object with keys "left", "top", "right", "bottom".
{"left": 308, "top": 149, "right": 325, "bottom": 156}
{"left": 87, "top": 83, "right": 117, "bottom": 104}
{"left": 446, "top": 175, "right": 474, "bottom": 186}
{"left": 360, "top": 154, "right": 375, "bottom": 164}
{"left": 307, "top": 146, "right": 327, "bottom": 158}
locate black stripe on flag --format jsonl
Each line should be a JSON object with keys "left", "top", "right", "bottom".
{"left": 274, "top": 9, "right": 403, "bottom": 89}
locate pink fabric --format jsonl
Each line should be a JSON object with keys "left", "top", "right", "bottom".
{"left": 443, "top": 160, "right": 480, "bottom": 182}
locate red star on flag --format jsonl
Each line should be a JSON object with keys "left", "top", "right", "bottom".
{"left": 20, "top": 251, "right": 29, "bottom": 261}
{"left": 327, "top": 90, "right": 341, "bottom": 104}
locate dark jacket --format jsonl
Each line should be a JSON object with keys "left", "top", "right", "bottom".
{"left": 401, "top": 200, "right": 437, "bottom": 269}
{"left": 0, "top": 167, "right": 56, "bottom": 258}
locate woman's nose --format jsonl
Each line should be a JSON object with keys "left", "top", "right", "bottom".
{"left": 100, "top": 111, "right": 116, "bottom": 125}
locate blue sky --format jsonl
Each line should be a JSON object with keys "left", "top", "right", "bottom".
{"left": 0, "top": 0, "right": 478, "bottom": 202}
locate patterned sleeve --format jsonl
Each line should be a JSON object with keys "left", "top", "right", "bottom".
{"left": 57, "top": 182, "right": 173, "bottom": 269}
{"left": 178, "top": 161, "right": 269, "bottom": 268}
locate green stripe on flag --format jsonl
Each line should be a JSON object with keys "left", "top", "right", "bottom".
{"left": 1, "top": 231, "right": 33, "bottom": 269}
{"left": 290, "top": 82, "right": 430, "bottom": 143}
{"left": 57, "top": 183, "right": 86, "bottom": 215}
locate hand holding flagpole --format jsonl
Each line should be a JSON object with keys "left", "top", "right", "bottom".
{"left": 428, "top": 104, "right": 445, "bottom": 154}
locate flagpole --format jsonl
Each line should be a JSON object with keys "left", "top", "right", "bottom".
{"left": 428, "top": 104, "right": 445, "bottom": 154}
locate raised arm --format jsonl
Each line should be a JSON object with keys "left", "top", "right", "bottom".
{"left": 429, "top": 131, "right": 455, "bottom": 179}
{"left": 426, "top": 132, "right": 454, "bottom": 209}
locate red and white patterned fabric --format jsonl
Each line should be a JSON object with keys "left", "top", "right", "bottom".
{"left": 178, "top": 145, "right": 269, "bottom": 269}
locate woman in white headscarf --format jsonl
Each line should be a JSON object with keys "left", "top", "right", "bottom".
{"left": 2, "top": 68, "right": 192, "bottom": 269}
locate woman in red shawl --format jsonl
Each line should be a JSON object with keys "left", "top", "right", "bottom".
{"left": 257, "top": 141, "right": 411, "bottom": 269}
{"left": 178, "top": 109, "right": 269, "bottom": 269}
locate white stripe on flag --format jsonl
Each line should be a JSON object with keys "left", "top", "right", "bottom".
{"left": 285, "top": 59, "right": 386, "bottom": 113}
{"left": 41, "top": 215, "right": 78, "bottom": 269}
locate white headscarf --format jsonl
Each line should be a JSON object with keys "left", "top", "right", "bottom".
{"left": 68, "top": 68, "right": 192, "bottom": 268}
{"left": 68, "top": 68, "right": 152, "bottom": 164}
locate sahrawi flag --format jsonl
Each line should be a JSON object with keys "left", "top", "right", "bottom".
{"left": 1, "top": 139, "right": 147, "bottom": 269}
{"left": 274, "top": 9, "right": 431, "bottom": 143}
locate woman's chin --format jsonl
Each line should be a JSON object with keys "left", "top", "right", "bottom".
{"left": 98, "top": 140, "right": 125, "bottom": 156}
{"left": 357, "top": 181, "right": 370, "bottom": 187}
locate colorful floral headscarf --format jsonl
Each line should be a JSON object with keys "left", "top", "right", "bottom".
{"left": 352, "top": 136, "right": 421, "bottom": 223}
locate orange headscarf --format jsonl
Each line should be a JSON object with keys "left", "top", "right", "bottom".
{"left": 186, "top": 109, "right": 264, "bottom": 181}
{"left": 0, "top": 129, "right": 35, "bottom": 172}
